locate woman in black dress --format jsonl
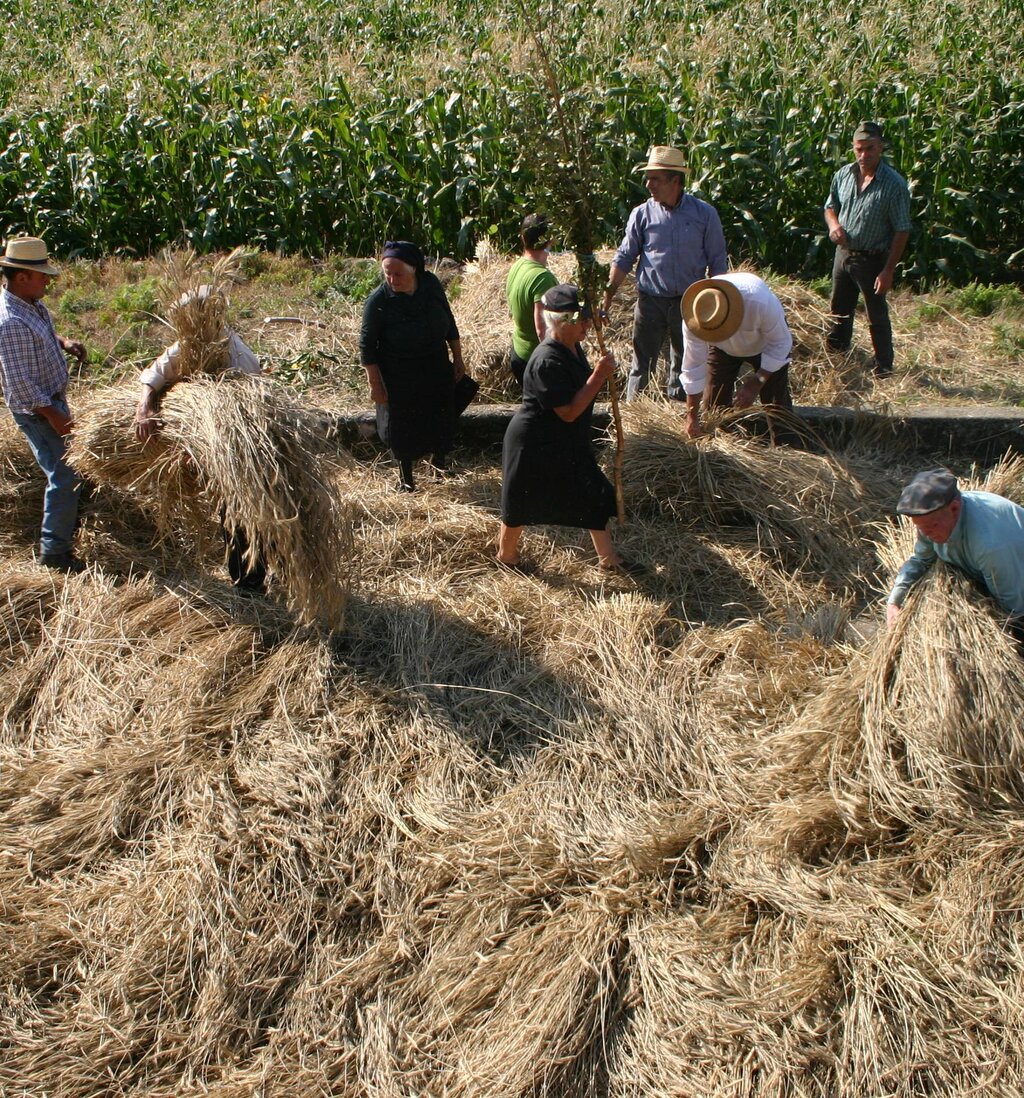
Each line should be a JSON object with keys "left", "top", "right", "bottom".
{"left": 498, "top": 283, "right": 634, "bottom": 574}
{"left": 360, "top": 241, "right": 465, "bottom": 491}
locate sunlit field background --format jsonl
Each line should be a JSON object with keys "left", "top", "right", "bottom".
{"left": 1, "top": 0, "right": 1022, "bottom": 284}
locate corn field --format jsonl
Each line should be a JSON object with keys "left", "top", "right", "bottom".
{"left": 0, "top": 0, "right": 1021, "bottom": 285}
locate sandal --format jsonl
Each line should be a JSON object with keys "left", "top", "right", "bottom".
{"left": 599, "top": 558, "right": 646, "bottom": 577}
{"left": 495, "top": 556, "right": 537, "bottom": 576}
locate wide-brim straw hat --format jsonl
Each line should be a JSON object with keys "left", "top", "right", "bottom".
{"left": 0, "top": 235, "right": 59, "bottom": 277}
{"left": 633, "top": 145, "right": 689, "bottom": 173}
{"left": 681, "top": 278, "right": 745, "bottom": 342}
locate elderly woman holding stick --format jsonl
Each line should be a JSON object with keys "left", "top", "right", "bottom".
{"left": 360, "top": 241, "right": 465, "bottom": 492}
{"left": 497, "top": 283, "right": 639, "bottom": 576}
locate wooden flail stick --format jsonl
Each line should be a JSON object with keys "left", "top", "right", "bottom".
{"left": 577, "top": 254, "right": 625, "bottom": 524}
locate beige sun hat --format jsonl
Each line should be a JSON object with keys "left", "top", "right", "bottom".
{"left": 681, "top": 277, "right": 745, "bottom": 342}
{"left": 0, "top": 235, "right": 60, "bottom": 277}
{"left": 633, "top": 145, "right": 689, "bottom": 173}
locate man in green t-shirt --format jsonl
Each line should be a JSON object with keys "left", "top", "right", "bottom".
{"left": 505, "top": 213, "right": 558, "bottom": 384}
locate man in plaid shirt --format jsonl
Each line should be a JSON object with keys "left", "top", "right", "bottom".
{"left": 0, "top": 236, "right": 88, "bottom": 572}
{"left": 824, "top": 121, "right": 911, "bottom": 378}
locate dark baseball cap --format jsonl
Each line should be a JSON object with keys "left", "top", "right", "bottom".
{"left": 896, "top": 469, "right": 960, "bottom": 515}
{"left": 853, "top": 121, "right": 885, "bottom": 142}
{"left": 541, "top": 283, "right": 592, "bottom": 319}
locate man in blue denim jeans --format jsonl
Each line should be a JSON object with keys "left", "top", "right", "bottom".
{"left": 0, "top": 236, "right": 87, "bottom": 573}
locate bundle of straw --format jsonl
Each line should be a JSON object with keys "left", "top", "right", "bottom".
{"left": 157, "top": 247, "right": 248, "bottom": 379}
{"left": 69, "top": 376, "right": 352, "bottom": 628}
{"left": 621, "top": 401, "right": 880, "bottom": 587}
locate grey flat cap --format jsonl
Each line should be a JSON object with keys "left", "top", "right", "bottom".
{"left": 896, "top": 469, "right": 959, "bottom": 515}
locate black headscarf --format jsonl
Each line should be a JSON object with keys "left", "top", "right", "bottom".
{"left": 381, "top": 240, "right": 425, "bottom": 273}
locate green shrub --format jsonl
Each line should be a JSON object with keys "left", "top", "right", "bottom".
{"left": 106, "top": 278, "right": 159, "bottom": 324}
{"left": 955, "top": 283, "right": 1024, "bottom": 318}
{"left": 311, "top": 258, "right": 381, "bottom": 301}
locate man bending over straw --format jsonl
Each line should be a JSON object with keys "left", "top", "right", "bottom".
{"left": 887, "top": 468, "right": 1024, "bottom": 640}
{"left": 135, "top": 283, "right": 266, "bottom": 592}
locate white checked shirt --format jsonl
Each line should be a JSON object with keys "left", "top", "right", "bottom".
{"left": 0, "top": 289, "right": 69, "bottom": 413}
{"left": 679, "top": 272, "right": 793, "bottom": 396}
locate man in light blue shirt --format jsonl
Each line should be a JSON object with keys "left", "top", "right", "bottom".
{"left": 886, "top": 469, "right": 1024, "bottom": 631}
{"left": 602, "top": 146, "right": 728, "bottom": 401}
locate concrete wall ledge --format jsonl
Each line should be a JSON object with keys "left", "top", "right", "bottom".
{"left": 328, "top": 403, "right": 1024, "bottom": 465}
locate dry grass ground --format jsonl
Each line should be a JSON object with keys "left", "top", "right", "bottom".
{"left": 3, "top": 252, "right": 1024, "bottom": 1095}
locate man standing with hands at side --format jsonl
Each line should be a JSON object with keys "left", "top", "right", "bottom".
{"left": 603, "top": 145, "right": 728, "bottom": 402}
{"left": 824, "top": 121, "right": 911, "bottom": 378}
{"left": 0, "top": 235, "right": 87, "bottom": 573}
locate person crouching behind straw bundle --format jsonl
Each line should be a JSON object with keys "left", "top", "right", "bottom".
{"left": 887, "top": 468, "right": 1024, "bottom": 642}
{"left": 134, "top": 285, "right": 267, "bottom": 593}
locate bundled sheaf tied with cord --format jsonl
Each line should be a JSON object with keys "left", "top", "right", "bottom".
{"left": 68, "top": 376, "right": 353, "bottom": 628}
{"left": 156, "top": 246, "right": 242, "bottom": 379}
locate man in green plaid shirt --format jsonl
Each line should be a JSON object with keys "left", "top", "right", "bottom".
{"left": 824, "top": 121, "right": 911, "bottom": 378}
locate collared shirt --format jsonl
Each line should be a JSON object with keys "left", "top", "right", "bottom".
{"left": 0, "top": 288, "right": 70, "bottom": 413}
{"left": 139, "top": 330, "right": 261, "bottom": 393}
{"left": 613, "top": 195, "right": 728, "bottom": 298}
{"left": 825, "top": 159, "right": 911, "bottom": 252}
{"left": 888, "top": 491, "right": 1024, "bottom": 618}
{"left": 679, "top": 272, "right": 792, "bottom": 396}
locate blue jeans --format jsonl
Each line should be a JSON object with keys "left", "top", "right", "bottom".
{"left": 12, "top": 396, "right": 80, "bottom": 556}
{"left": 625, "top": 292, "right": 686, "bottom": 400}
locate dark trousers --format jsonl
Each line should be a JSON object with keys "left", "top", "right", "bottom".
{"left": 705, "top": 349, "right": 796, "bottom": 446}
{"left": 626, "top": 292, "right": 686, "bottom": 400}
{"left": 222, "top": 518, "right": 267, "bottom": 592}
{"left": 704, "top": 349, "right": 793, "bottom": 412}
{"left": 827, "top": 248, "right": 893, "bottom": 370}
{"left": 509, "top": 347, "right": 529, "bottom": 386}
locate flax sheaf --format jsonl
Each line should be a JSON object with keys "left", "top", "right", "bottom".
{"left": 69, "top": 377, "right": 352, "bottom": 628}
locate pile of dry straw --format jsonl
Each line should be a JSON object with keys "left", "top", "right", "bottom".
{"left": 3, "top": 342, "right": 1024, "bottom": 1094}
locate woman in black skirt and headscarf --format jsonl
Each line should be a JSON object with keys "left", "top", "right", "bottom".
{"left": 360, "top": 241, "right": 465, "bottom": 492}
{"left": 498, "top": 283, "right": 637, "bottom": 575}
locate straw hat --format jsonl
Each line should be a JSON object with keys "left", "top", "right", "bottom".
{"left": 633, "top": 146, "right": 689, "bottom": 173}
{"left": 0, "top": 235, "right": 59, "bottom": 277}
{"left": 681, "top": 278, "right": 745, "bottom": 342}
